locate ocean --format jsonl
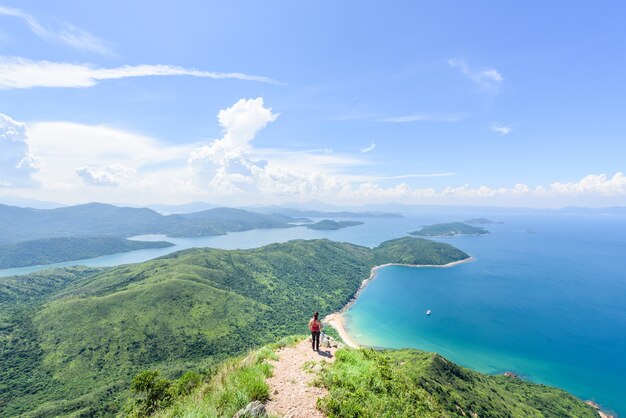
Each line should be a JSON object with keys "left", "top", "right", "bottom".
{"left": 344, "top": 214, "right": 626, "bottom": 416}
{"left": 1, "top": 211, "right": 624, "bottom": 414}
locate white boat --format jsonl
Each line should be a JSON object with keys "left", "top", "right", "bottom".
{"left": 426, "top": 309, "right": 432, "bottom": 315}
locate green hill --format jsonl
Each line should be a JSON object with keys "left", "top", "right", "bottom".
{"left": 410, "top": 222, "right": 490, "bottom": 237}
{"left": 0, "top": 237, "right": 468, "bottom": 416}
{"left": 0, "top": 237, "right": 174, "bottom": 269}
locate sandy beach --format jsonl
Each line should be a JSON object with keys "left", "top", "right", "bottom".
{"left": 324, "top": 256, "right": 474, "bottom": 348}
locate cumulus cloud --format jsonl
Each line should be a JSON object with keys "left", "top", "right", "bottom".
{"left": 0, "top": 113, "right": 39, "bottom": 187}
{"left": 188, "top": 97, "right": 279, "bottom": 193}
{"left": 550, "top": 172, "right": 626, "bottom": 196}
{"left": 0, "top": 57, "right": 280, "bottom": 89}
{"left": 448, "top": 58, "right": 503, "bottom": 89}
{"left": 75, "top": 164, "right": 137, "bottom": 187}
{"left": 0, "top": 6, "right": 111, "bottom": 55}
{"left": 490, "top": 123, "right": 512, "bottom": 135}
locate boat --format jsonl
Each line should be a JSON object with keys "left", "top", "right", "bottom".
{"left": 426, "top": 309, "right": 431, "bottom": 315}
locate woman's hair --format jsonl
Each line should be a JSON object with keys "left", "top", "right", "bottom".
{"left": 313, "top": 312, "right": 319, "bottom": 320}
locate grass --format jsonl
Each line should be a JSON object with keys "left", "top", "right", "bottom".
{"left": 148, "top": 337, "right": 305, "bottom": 418}
{"left": 316, "top": 348, "right": 599, "bottom": 418}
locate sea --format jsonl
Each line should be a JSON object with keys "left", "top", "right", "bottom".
{"left": 1, "top": 211, "right": 624, "bottom": 415}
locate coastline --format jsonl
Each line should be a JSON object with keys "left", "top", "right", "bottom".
{"left": 324, "top": 256, "right": 474, "bottom": 349}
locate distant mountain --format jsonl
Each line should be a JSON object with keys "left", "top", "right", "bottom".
{"left": 304, "top": 220, "right": 364, "bottom": 230}
{"left": 0, "top": 196, "right": 65, "bottom": 209}
{"left": 147, "top": 201, "right": 218, "bottom": 214}
{"left": 0, "top": 203, "right": 299, "bottom": 245}
{"left": 250, "top": 206, "right": 404, "bottom": 219}
{"left": 0, "top": 237, "right": 173, "bottom": 269}
{"left": 554, "top": 206, "right": 626, "bottom": 215}
{"left": 410, "top": 222, "right": 489, "bottom": 237}
{"left": 463, "top": 217, "right": 503, "bottom": 225}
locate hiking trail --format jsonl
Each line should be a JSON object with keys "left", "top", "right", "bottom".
{"left": 265, "top": 338, "right": 339, "bottom": 417}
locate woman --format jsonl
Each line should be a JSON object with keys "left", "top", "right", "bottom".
{"left": 308, "top": 312, "right": 322, "bottom": 351}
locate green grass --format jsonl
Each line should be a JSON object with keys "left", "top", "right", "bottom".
{"left": 146, "top": 339, "right": 301, "bottom": 418}
{"left": 317, "top": 348, "right": 598, "bottom": 418}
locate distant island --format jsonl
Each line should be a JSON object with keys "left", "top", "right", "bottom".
{"left": 410, "top": 222, "right": 490, "bottom": 237}
{"left": 464, "top": 217, "right": 503, "bottom": 225}
{"left": 304, "top": 220, "right": 364, "bottom": 230}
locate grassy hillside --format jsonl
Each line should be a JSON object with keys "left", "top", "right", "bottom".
{"left": 317, "top": 348, "right": 598, "bottom": 417}
{"left": 116, "top": 339, "right": 598, "bottom": 418}
{"left": 0, "top": 237, "right": 173, "bottom": 269}
{"left": 0, "top": 237, "right": 467, "bottom": 416}
{"left": 410, "top": 222, "right": 489, "bottom": 237}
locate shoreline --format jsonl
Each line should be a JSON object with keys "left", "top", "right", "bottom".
{"left": 324, "top": 256, "right": 474, "bottom": 348}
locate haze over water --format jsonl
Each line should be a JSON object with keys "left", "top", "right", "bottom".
{"left": 2, "top": 212, "right": 624, "bottom": 415}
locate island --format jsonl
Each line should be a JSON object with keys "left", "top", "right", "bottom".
{"left": 304, "top": 219, "right": 364, "bottom": 230}
{"left": 464, "top": 217, "right": 503, "bottom": 225}
{"left": 410, "top": 222, "right": 490, "bottom": 237}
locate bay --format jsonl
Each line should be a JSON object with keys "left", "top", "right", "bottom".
{"left": 1, "top": 212, "right": 624, "bottom": 415}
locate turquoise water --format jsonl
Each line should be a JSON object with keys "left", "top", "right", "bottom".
{"left": 2, "top": 212, "right": 624, "bottom": 414}
{"left": 345, "top": 215, "right": 626, "bottom": 416}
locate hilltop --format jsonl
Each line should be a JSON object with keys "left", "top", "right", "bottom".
{"left": 0, "top": 237, "right": 468, "bottom": 416}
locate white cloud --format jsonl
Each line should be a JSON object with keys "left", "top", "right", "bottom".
{"left": 0, "top": 113, "right": 38, "bottom": 187}
{"left": 0, "top": 57, "right": 280, "bottom": 89}
{"left": 360, "top": 143, "right": 376, "bottom": 153}
{"left": 0, "top": 6, "right": 111, "bottom": 55}
{"left": 448, "top": 58, "right": 503, "bottom": 89}
{"left": 75, "top": 165, "right": 137, "bottom": 187}
{"left": 25, "top": 120, "right": 197, "bottom": 192}
{"left": 379, "top": 113, "right": 465, "bottom": 123}
{"left": 189, "top": 98, "right": 279, "bottom": 193}
{"left": 4, "top": 102, "right": 626, "bottom": 207}
{"left": 550, "top": 172, "right": 626, "bottom": 196}
{"left": 376, "top": 173, "right": 457, "bottom": 180}
{"left": 490, "top": 123, "right": 512, "bottom": 135}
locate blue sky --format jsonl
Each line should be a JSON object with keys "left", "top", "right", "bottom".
{"left": 1, "top": 1, "right": 625, "bottom": 207}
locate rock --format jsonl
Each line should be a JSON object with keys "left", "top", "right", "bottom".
{"left": 232, "top": 400, "right": 268, "bottom": 418}
{"left": 273, "top": 389, "right": 279, "bottom": 395}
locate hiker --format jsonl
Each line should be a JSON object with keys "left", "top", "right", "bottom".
{"left": 308, "top": 312, "right": 322, "bottom": 351}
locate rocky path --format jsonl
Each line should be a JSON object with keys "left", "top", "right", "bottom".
{"left": 265, "top": 338, "right": 338, "bottom": 417}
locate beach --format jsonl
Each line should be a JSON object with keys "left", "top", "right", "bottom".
{"left": 324, "top": 256, "right": 474, "bottom": 348}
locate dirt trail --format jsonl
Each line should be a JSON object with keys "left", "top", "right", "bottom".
{"left": 265, "top": 338, "right": 338, "bottom": 417}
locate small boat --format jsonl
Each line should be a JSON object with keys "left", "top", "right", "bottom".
{"left": 426, "top": 310, "right": 432, "bottom": 316}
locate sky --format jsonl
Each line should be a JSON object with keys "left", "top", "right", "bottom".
{"left": 0, "top": 1, "right": 625, "bottom": 208}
